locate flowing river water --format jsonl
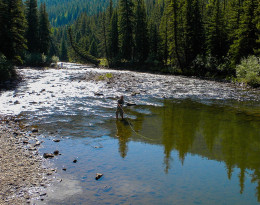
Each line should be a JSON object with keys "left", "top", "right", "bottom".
{"left": 0, "top": 63, "right": 260, "bottom": 204}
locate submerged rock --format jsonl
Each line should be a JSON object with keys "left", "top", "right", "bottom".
{"left": 34, "top": 141, "right": 41, "bottom": 146}
{"left": 126, "top": 102, "right": 136, "bottom": 106}
{"left": 32, "top": 128, "right": 38, "bottom": 133}
{"left": 53, "top": 139, "right": 60, "bottom": 142}
{"left": 53, "top": 150, "right": 59, "bottom": 155}
{"left": 43, "top": 153, "right": 54, "bottom": 159}
{"left": 94, "top": 92, "right": 103, "bottom": 96}
{"left": 14, "top": 100, "right": 20, "bottom": 104}
{"left": 95, "top": 173, "right": 103, "bottom": 180}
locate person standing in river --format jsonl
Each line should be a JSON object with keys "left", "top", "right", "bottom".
{"left": 116, "top": 96, "right": 124, "bottom": 120}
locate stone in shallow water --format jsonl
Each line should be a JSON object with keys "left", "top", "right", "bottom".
{"left": 94, "top": 92, "right": 103, "bottom": 96}
{"left": 53, "top": 139, "right": 60, "bottom": 142}
{"left": 126, "top": 102, "right": 136, "bottom": 106}
{"left": 43, "top": 153, "right": 54, "bottom": 159}
{"left": 31, "top": 128, "right": 38, "bottom": 133}
{"left": 53, "top": 150, "right": 59, "bottom": 155}
{"left": 95, "top": 173, "right": 103, "bottom": 180}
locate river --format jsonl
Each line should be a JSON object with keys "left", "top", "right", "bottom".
{"left": 0, "top": 63, "right": 259, "bottom": 204}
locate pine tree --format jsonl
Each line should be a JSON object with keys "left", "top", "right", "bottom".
{"left": 149, "top": 23, "right": 159, "bottom": 61}
{"left": 25, "top": 0, "right": 39, "bottom": 53}
{"left": 109, "top": 10, "right": 119, "bottom": 59}
{"left": 89, "top": 39, "right": 98, "bottom": 57}
{"left": 0, "top": 0, "right": 5, "bottom": 46}
{"left": 254, "top": 0, "right": 260, "bottom": 55}
{"left": 100, "top": 12, "right": 109, "bottom": 62}
{"left": 230, "top": 0, "right": 258, "bottom": 64}
{"left": 134, "top": 0, "right": 149, "bottom": 62}
{"left": 39, "top": 3, "right": 51, "bottom": 54}
{"left": 160, "top": 9, "right": 169, "bottom": 65}
{"left": 207, "top": 0, "right": 229, "bottom": 60}
{"left": 166, "top": 0, "right": 183, "bottom": 68}
{"left": 1, "top": 0, "right": 27, "bottom": 64}
{"left": 227, "top": 0, "right": 244, "bottom": 44}
{"left": 108, "top": 0, "right": 113, "bottom": 20}
{"left": 183, "top": 0, "right": 205, "bottom": 67}
{"left": 118, "top": 0, "right": 134, "bottom": 60}
{"left": 106, "top": 0, "right": 114, "bottom": 59}
{"left": 60, "top": 38, "right": 68, "bottom": 61}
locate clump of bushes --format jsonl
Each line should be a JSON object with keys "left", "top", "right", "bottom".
{"left": 24, "top": 52, "right": 59, "bottom": 67}
{"left": 190, "top": 54, "right": 233, "bottom": 77}
{"left": 235, "top": 55, "right": 260, "bottom": 88}
{"left": 0, "top": 54, "right": 16, "bottom": 82}
{"left": 96, "top": 73, "right": 113, "bottom": 81}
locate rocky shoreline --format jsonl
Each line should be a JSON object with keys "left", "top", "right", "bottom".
{"left": 0, "top": 116, "right": 56, "bottom": 204}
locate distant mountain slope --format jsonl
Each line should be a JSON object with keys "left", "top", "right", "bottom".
{"left": 38, "top": 0, "right": 118, "bottom": 27}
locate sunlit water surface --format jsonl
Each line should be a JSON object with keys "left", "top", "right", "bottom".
{"left": 0, "top": 63, "right": 259, "bottom": 204}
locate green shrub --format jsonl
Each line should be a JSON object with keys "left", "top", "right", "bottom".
{"left": 24, "top": 52, "right": 46, "bottom": 66}
{"left": 24, "top": 52, "right": 59, "bottom": 67}
{"left": 191, "top": 54, "right": 233, "bottom": 77}
{"left": 51, "top": 56, "right": 59, "bottom": 64}
{"left": 0, "top": 54, "right": 16, "bottom": 82}
{"left": 96, "top": 73, "right": 113, "bottom": 81}
{"left": 235, "top": 55, "right": 260, "bottom": 87}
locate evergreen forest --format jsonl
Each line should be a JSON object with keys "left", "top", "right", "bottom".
{"left": 1, "top": 0, "right": 259, "bottom": 86}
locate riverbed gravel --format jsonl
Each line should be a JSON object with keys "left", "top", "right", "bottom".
{"left": 0, "top": 116, "right": 55, "bottom": 204}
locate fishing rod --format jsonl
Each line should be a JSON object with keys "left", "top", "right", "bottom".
{"left": 117, "top": 103, "right": 155, "bottom": 142}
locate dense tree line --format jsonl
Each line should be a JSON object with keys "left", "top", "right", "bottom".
{"left": 38, "top": 0, "right": 119, "bottom": 27}
{"left": 1, "top": 0, "right": 258, "bottom": 83}
{"left": 52, "top": 0, "right": 259, "bottom": 81}
{"left": 0, "top": 0, "right": 55, "bottom": 81}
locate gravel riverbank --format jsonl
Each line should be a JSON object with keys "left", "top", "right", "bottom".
{"left": 0, "top": 116, "right": 55, "bottom": 204}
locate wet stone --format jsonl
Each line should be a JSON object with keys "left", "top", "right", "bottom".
{"left": 53, "top": 150, "right": 59, "bottom": 155}
{"left": 43, "top": 153, "right": 54, "bottom": 159}
{"left": 32, "top": 128, "right": 38, "bottom": 133}
{"left": 96, "top": 173, "right": 103, "bottom": 180}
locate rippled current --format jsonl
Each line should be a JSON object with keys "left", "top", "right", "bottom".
{"left": 1, "top": 63, "right": 259, "bottom": 204}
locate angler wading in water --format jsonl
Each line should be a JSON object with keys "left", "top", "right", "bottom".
{"left": 116, "top": 96, "right": 124, "bottom": 120}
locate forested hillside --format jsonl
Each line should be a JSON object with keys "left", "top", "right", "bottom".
{"left": 0, "top": 0, "right": 57, "bottom": 81}
{"left": 52, "top": 0, "right": 259, "bottom": 87}
{"left": 1, "top": 0, "right": 259, "bottom": 86}
{"left": 38, "top": 0, "right": 118, "bottom": 27}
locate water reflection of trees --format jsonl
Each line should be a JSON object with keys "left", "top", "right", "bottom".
{"left": 113, "top": 99, "right": 260, "bottom": 201}
{"left": 115, "top": 108, "right": 146, "bottom": 158}
{"left": 158, "top": 99, "right": 260, "bottom": 202}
